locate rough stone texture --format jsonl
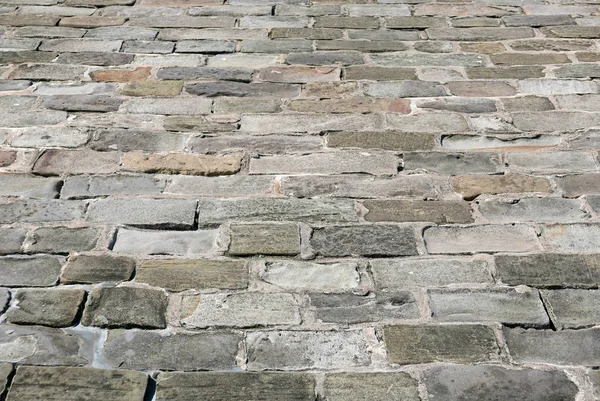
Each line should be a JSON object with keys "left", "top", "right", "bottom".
{"left": 451, "top": 174, "right": 552, "bottom": 200}
{"left": 429, "top": 288, "right": 549, "bottom": 326}
{"left": 178, "top": 292, "right": 301, "bottom": 328}
{"left": 123, "top": 152, "right": 241, "bottom": 176}
{"left": 324, "top": 372, "right": 419, "bottom": 401}
{"left": 156, "top": 372, "right": 316, "bottom": 401}
{"left": 541, "top": 224, "right": 600, "bottom": 252}
{"left": 363, "top": 200, "right": 472, "bottom": 223}
{"left": 103, "top": 330, "right": 240, "bottom": 371}
{"left": 0, "top": 256, "right": 63, "bottom": 287}
{"left": 543, "top": 289, "right": 600, "bottom": 328}
{"left": 384, "top": 325, "right": 499, "bottom": 364}
{"left": 247, "top": 330, "right": 371, "bottom": 370}
{"left": 263, "top": 261, "right": 359, "bottom": 292}
{"left": 228, "top": 223, "right": 300, "bottom": 256}
{"left": 6, "top": 288, "right": 85, "bottom": 328}
{"left": 27, "top": 227, "right": 100, "bottom": 253}
{"left": 424, "top": 365, "right": 578, "bottom": 401}
{"left": 61, "top": 254, "right": 135, "bottom": 284}
{"left": 7, "top": 366, "right": 148, "bottom": 401}
{"left": 112, "top": 228, "right": 218, "bottom": 255}
{"left": 136, "top": 259, "right": 248, "bottom": 291}
{"left": 82, "top": 286, "right": 168, "bottom": 329}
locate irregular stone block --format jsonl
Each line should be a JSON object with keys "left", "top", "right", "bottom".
{"left": 442, "top": 135, "right": 560, "bottom": 152}
{"left": 543, "top": 289, "right": 600, "bottom": 329}
{"left": 185, "top": 81, "right": 300, "bottom": 97}
{"left": 557, "top": 174, "right": 600, "bottom": 197}
{"left": 364, "top": 81, "right": 446, "bottom": 97}
{"left": 371, "top": 53, "right": 485, "bottom": 67}
{"left": 0, "top": 228, "right": 26, "bottom": 254}
{"left": 6, "top": 288, "right": 85, "bottom": 328}
{"left": 287, "top": 51, "right": 365, "bottom": 66}
{"left": 61, "top": 254, "right": 135, "bottom": 284}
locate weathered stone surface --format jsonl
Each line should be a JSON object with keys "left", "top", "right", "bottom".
{"left": 82, "top": 286, "right": 168, "bottom": 329}
{"left": 0, "top": 200, "right": 85, "bottom": 224}
{"left": 87, "top": 198, "right": 197, "bottom": 229}
{"left": 0, "top": 324, "right": 88, "bottom": 366}
{"left": 228, "top": 223, "right": 300, "bottom": 256}
{"left": 311, "top": 225, "right": 418, "bottom": 257}
{"left": 465, "top": 66, "right": 545, "bottom": 79}
{"left": 90, "top": 67, "right": 152, "bottom": 82}
{"left": 6, "top": 288, "right": 85, "bottom": 328}
{"left": 165, "top": 175, "right": 275, "bottom": 197}
{"left": 372, "top": 257, "right": 492, "bottom": 289}
{"left": 429, "top": 288, "right": 549, "bottom": 325}
{"left": 163, "top": 116, "right": 237, "bottom": 132}
{"left": 120, "top": 97, "right": 213, "bottom": 115}
{"left": 363, "top": 200, "right": 472, "bottom": 224}
{"left": 249, "top": 152, "right": 399, "bottom": 175}
{"left": 324, "top": 372, "right": 420, "bottom": 401}
{"left": 120, "top": 80, "right": 183, "bottom": 97}
{"left": 7, "top": 366, "right": 148, "bottom": 401}
{"left": 424, "top": 365, "right": 578, "bottom": 401}
{"left": 247, "top": 330, "right": 370, "bottom": 370}
{"left": 263, "top": 261, "right": 359, "bottom": 292}
{"left": 123, "top": 152, "right": 241, "bottom": 176}
{"left": 502, "top": 96, "right": 554, "bottom": 112}
{"left": 557, "top": 174, "right": 600, "bottom": 197}
{"left": 541, "top": 224, "right": 600, "bottom": 252}
{"left": 504, "top": 327, "right": 600, "bottom": 366}
{"left": 310, "top": 292, "right": 419, "bottom": 323}
{"left": 136, "top": 259, "right": 248, "bottom": 291}
{"left": 9, "top": 64, "right": 87, "bottom": 81}
{"left": 517, "top": 81, "right": 598, "bottom": 96}
{"left": 61, "top": 175, "right": 165, "bottom": 199}
{"left": 557, "top": 94, "right": 600, "bottom": 112}
{"left": 55, "top": 52, "right": 134, "bottom": 66}
{"left": 543, "top": 289, "right": 600, "bottom": 328}
{"left": 62, "top": 254, "right": 135, "bottom": 284}
{"left": 442, "top": 135, "right": 559, "bottom": 152}
{"left": 404, "top": 152, "right": 502, "bottom": 175}
{"left": 326, "top": 132, "right": 433, "bottom": 151}
{"left": 0, "top": 256, "right": 63, "bottom": 287}
{"left": 179, "top": 292, "right": 300, "bottom": 328}
{"left": 27, "top": 227, "right": 100, "bottom": 253}
{"left": 290, "top": 98, "right": 410, "bottom": 114}
{"left": 415, "top": 97, "right": 497, "bottom": 113}
{"left": 0, "top": 228, "right": 26, "bottom": 254}
{"left": 112, "top": 228, "right": 218, "bottom": 255}
{"left": 212, "top": 97, "right": 282, "bottom": 114}
{"left": 384, "top": 324, "right": 498, "bottom": 365}
{"left": 495, "top": 253, "right": 600, "bottom": 287}
{"left": 271, "top": 27, "right": 342, "bottom": 39}
{"left": 478, "top": 197, "right": 585, "bottom": 223}
{"left": 364, "top": 81, "right": 446, "bottom": 98}
{"left": 451, "top": 174, "right": 552, "bottom": 200}
{"left": 91, "top": 129, "right": 184, "bottom": 152}
{"left": 0, "top": 363, "right": 11, "bottom": 396}
{"left": 186, "top": 81, "right": 301, "bottom": 97}
{"left": 197, "top": 198, "right": 357, "bottom": 225}
{"left": 425, "top": 225, "right": 542, "bottom": 254}
{"left": 33, "top": 149, "right": 120, "bottom": 176}
{"left": 103, "top": 330, "right": 240, "bottom": 371}
{"left": 156, "top": 372, "right": 316, "bottom": 401}
{"left": 448, "top": 81, "right": 516, "bottom": 97}
{"left": 287, "top": 51, "right": 365, "bottom": 66}
{"left": 2, "top": 110, "right": 67, "bottom": 128}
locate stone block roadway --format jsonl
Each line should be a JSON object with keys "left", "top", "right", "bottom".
{"left": 0, "top": 0, "right": 599, "bottom": 399}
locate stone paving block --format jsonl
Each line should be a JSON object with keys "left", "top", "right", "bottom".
{"left": 61, "top": 175, "right": 166, "bottom": 199}
{"left": 6, "top": 288, "right": 85, "bottom": 328}
{"left": 103, "top": 330, "right": 241, "bottom": 371}
{"left": 7, "top": 366, "right": 148, "bottom": 401}
{"left": 197, "top": 198, "right": 358, "bottom": 225}
{"left": 442, "top": 135, "right": 560, "bottom": 152}
{"left": 0, "top": 200, "right": 85, "bottom": 224}
{"left": 326, "top": 131, "right": 433, "bottom": 150}
{"left": 11, "top": 126, "right": 89, "bottom": 148}
{"left": 135, "top": 259, "right": 248, "bottom": 291}
{"left": 371, "top": 257, "right": 492, "bottom": 289}
{"left": 82, "top": 286, "right": 168, "bottom": 329}
{"left": 542, "top": 224, "right": 600, "bottom": 252}
{"left": 263, "top": 261, "right": 359, "bottom": 292}
{"left": 157, "top": 67, "right": 253, "bottom": 82}
{"left": 120, "top": 80, "right": 183, "bottom": 97}
{"left": 425, "top": 225, "right": 541, "bottom": 254}
{"left": 362, "top": 200, "right": 472, "bottom": 224}
{"left": 0, "top": 324, "right": 88, "bottom": 366}
{"left": 324, "top": 372, "right": 420, "bottom": 401}
{"left": 165, "top": 175, "right": 275, "bottom": 197}
{"left": 0, "top": 228, "right": 26, "bottom": 254}
{"left": 478, "top": 197, "right": 585, "bottom": 223}
{"left": 178, "top": 292, "right": 301, "bottom": 328}
{"left": 27, "top": 227, "right": 100, "bottom": 254}
{"left": 122, "top": 152, "right": 241, "bottom": 176}
{"left": 155, "top": 372, "right": 316, "bottom": 401}
{"left": 429, "top": 288, "right": 549, "bottom": 326}
{"left": 507, "top": 151, "right": 597, "bottom": 174}
{"left": 451, "top": 174, "right": 552, "bottom": 200}
{"left": 228, "top": 223, "right": 300, "bottom": 256}
{"left": 557, "top": 174, "right": 600, "bottom": 197}
{"left": 543, "top": 289, "right": 600, "bottom": 328}
{"left": 0, "top": 255, "right": 64, "bottom": 287}
{"left": 247, "top": 330, "right": 371, "bottom": 370}
{"left": 33, "top": 149, "right": 121, "bottom": 176}
{"left": 403, "top": 152, "right": 502, "bottom": 175}
{"left": 311, "top": 225, "right": 418, "bottom": 257}
{"left": 310, "top": 292, "right": 419, "bottom": 324}
{"left": 424, "top": 365, "right": 577, "bottom": 401}
{"left": 87, "top": 198, "right": 197, "bottom": 229}
{"left": 504, "top": 327, "right": 600, "bottom": 366}
{"left": 112, "top": 228, "right": 218, "bottom": 255}
{"left": 61, "top": 254, "right": 135, "bottom": 284}
{"left": 384, "top": 324, "right": 499, "bottom": 365}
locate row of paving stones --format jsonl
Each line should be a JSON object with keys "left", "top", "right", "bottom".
{"left": 0, "top": 364, "right": 588, "bottom": 401}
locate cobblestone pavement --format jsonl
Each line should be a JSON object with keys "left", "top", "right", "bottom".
{"left": 0, "top": 0, "right": 599, "bottom": 399}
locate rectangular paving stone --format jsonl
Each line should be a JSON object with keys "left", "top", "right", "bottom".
{"left": 197, "top": 198, "right": 358, "bottom": 226}
{"left": 384, "top": 324, "right": 499, "bottom": 365}
{"left": 156, "top": 372, "right": 316, "bottom": 401}
{"left": 362, "top": 200, "right": 472, "bottom": 224}
{"left": 326, "top": 131, "right": 433, "bottom": 151}
{"left": 0, "top": 200, "right": 84, "bottom": 224}
{"left": 6, "top": 288, "right": 85, "bottom": 328}
{"left": 61, "top": 254, "right": 135, "bottom": 284}
{"left": 371, "top": 257, "right": 492, "bottom": 289}
{"left": 324, "top": 372, "right": 419, "bottom": 401}
{"left": 82, "top": 286, "right": 167, "bottom": 329}
{"left": 103, "top": 330, "right": 241, "bottom": 371}
{"left": 228, "top": 223, "right": 300, "bottom": 256}
{"left": 39, "top": 39, "right": 122, "bottom": 52}
{"left": 61, "top": 175, "right": 166, "bottom": 199}
{"left": 7, "top": 366, "right": 148, "bottom": 401}
{"left": 403, "top": 152, "right": 502, "bottom": 175}
{"left": 165, "top": 175, "right": 275, "bottom": 197}
{"left": 425, "top": 225, "right": 542, "bottom": 254}
{"left": 311, "top": 225, "right": 418, "bottom": 257}
{"left": 310, "top": 292, "right": 419, "bottom": 324}
{"left": 504, "top": 327, "right": 600, "bottom": 366}
{"left": 87, "top": 198, "right": 197, "bottom": 229}
{"left": 0, "top": 228, "right": 26, "bottom": 254}
{"left": 371, "top": 53, "right": 485, "bottom": 67}
{"left": 33, "top": 149, "right": 121, "bottom": 176}
{"left": 495, "top": 253, "right": 600, "bottom": 287}
{"left": 442, "top": 135, "right": 560, "bottom": 152}
{"left": 112, "top": 228, "right": 218, "bottom": 256}
{"left": 557, "top": 174, "right": 600, "bottom": 197}
{"left": 157, "top": 66, "right": 253, "bottom": 82}
{"left": 429, "top": 288, "right": 549, "bottom": 326}
{"left": 426, "top": 27, "right": 535, "bottom": 40}
{"left": 27, "top": 227, "right": 100, "bottom": 253}
{"left": 424, "top": 365, "right": 577, "bottom": 401}
{"left": 0, "top": 255, "right": 64, "bottom": 287}
{"left": 478, "top": 197, "right": 586, "bottom": 223}
{"left": 542, "top": 224, "right": 600, "bottom": 252}
{"left": 263, "top": 261, "right": 359, "bottom": 292}
{"left": 120, "top": 97, "right": 213, "bottom": 114}
{"left": 135, "top": 259, "right": 248, "bottom": 291}
{"left": 178, "top": 292, "right": 300, "bottom": 328}
{"left": 122, "top": 152, "right": 241, "bottom": 176}
{"left": 247, "top": 330, "right": 371, "bottom": 370}
{"left": 543, "top": 289, "right": 600, "bottom": 329}
{"left": 451, "top": 174, "right": 552, "bottom": 200}
{"left": 507, "top": 151, "right": 597, "bottom": 174}
{"left": 363, "top": 81, "right": 447, "bottom": 97}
